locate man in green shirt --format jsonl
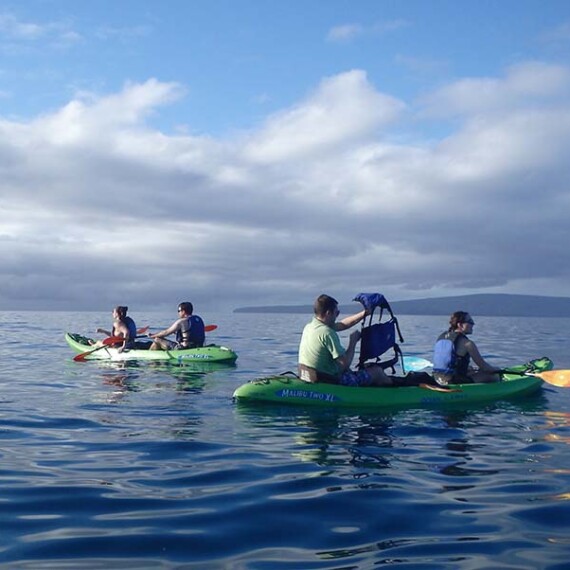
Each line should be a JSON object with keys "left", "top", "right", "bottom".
{"left": 298, "top": 294, "right": 393, "bottom": 387}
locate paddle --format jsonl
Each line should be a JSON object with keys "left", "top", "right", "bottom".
{"left": 73, "top": 336, "right": 123, "bottom": 362}
{"left": 501, "top": 368, "right": 570, "bottom": 388}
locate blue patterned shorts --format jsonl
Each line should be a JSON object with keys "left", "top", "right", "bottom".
{"left": 340, "top": 368, "right": 373, "bottom": 387}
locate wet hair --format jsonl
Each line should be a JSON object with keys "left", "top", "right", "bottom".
{"left": 114, "top": 306, "right": 128, "bottom": 320}
{"left": 313, "top": 294, "right": 338, "bottom": 317}
{"left": 178, "top": 302, "right": 193, "bottom": 315}
{"left": 449, "top": 311, "right": 470, "bottom": 331}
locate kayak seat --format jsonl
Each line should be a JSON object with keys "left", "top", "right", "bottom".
{"left": 298, "top": 364, "right": 338, "bottom": 384}
{"left": 354, "top": 292, "right": 404, "bottom": 373}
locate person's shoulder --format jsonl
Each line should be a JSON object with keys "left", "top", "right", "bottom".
{"left": 309, "top": 317, "right": 330, "bottom": 330}
{"left": 458, "top": 335, "right": 475, "bottom": 349}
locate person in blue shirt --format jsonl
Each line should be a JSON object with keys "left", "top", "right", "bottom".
{"left": 148, "top": 302, "right": 205, "bottom": 350}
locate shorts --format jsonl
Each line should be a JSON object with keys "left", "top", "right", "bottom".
{"left": 340, "top": 368, "right": 373, "bottom": 387}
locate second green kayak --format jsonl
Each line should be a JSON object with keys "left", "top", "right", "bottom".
{"left": 233, "top": 357, "right": 552, "bottom": 409}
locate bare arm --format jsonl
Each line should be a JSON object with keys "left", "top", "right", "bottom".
{"left": 149, "top": 320, "right": 180, "bottom": 339}
{"left": 96, "top": 327, "right": 113, "bottom": 336}
{"left": 465, "top": 339, "right": 499, "bottom": 371}
{"left": 335, "top": 310, "right": 367, "bottom": 332}
{"left": 335, "top": 330, "right": 361, "bottom": 372}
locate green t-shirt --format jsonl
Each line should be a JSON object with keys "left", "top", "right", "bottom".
{"left": 298, "top": 317, "right": 346, "bottom": 378}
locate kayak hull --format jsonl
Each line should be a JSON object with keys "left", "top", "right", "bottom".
{"left": 233, "top": 358, "right": 552, "bottom": 409}
{"left": 66, "top": 333, "right": 238, "bottom": 363}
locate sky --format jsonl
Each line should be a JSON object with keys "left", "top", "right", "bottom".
{"left": 1, "top": 0, "right": 570, "bottom": 312}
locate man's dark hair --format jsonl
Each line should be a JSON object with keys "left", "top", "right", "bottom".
{"left": 313, "top": 294, "right": 338, "bottom": 317}
{"left": 178, "top": 302, "right": 194, "bottom": 315}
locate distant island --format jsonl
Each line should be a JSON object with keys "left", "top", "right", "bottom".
{"left": 234, "top": 293, "right": 570, "bottom": 317}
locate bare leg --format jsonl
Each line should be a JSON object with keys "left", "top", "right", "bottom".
{"left": 470, "top": 371, "right": 501, "bottom": 383}
{"left": 149, "top": 338, "right": 171, "bottom": 351}
{"left": 367, "top": 365, "right": 394, "bottom": 386}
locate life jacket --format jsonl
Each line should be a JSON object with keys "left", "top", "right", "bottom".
{"left": 124, "top": 317, "right": 137, "bottom": 342}
{"left": 433, "top": 331, "right": 470, "bottom": 376}
{"left": 176, "top": 315, "right": 205, "bottom": 348}
{"left": 353, "top": 292, "right": 404, "bottom": 373}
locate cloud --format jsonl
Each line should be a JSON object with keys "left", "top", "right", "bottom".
{"left": 243, "top": 70, "right": 405, "bottom": 163}
{"left": 327, "top": 24, "right": 364, "bottom": 43}
{"left": 539, "top": 21, "right": 570, "bottom": 44}
{"left": 0, "top": 11, "right": 81, "bottom": 47}
{"left": 395, "top": 54, "right": 449, "bottom": 76}
{"left": 327, "top": 20, "right": 410, "bottom": 43}
{"left": 95, "top": 25, "right": 152, "bottom": 42}
{"left": 420, "top": 62, "right": 570, "bottom": 118}
{"left": 1, "top": 63, "right": 570, "bottom": 310}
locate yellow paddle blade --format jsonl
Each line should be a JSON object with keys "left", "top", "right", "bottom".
{"left": 529, "top": 369, "right": 570, "bottom": 388}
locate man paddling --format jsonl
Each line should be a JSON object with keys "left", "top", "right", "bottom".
{"left": 298, "top": 294, "right": 393, "bottom": 386}
{"left": 148, "top": 302, "right": 205, "bottom": 351}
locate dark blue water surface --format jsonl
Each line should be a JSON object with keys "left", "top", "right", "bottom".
{"left": 0, "top": 311, "right": 569, "bottom": 569}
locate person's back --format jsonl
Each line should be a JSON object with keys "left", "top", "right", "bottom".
{"left": 298, "top": 314, "right": 344, "bottom": 382}
{"left": 123, "top": 315, "right": 137, "bottom": 345}
{"left": 298, "top": 294, "right": 393, "bottom": 387}
{"left": 177, "top": 314, "right": 205, "bottom": 348}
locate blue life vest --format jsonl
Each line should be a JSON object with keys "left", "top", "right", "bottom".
{"left": 433, "top": 331, "right": 469, "bottom": 375}
{"left": 176, "top": 315, "right": 205, "bottom": 348}
{"left": 125, "top": 316, "right": 137, "bottom": 340}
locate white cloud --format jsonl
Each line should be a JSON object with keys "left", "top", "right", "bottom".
{"left": 327, "top": 20, "right": 410, "bottom": 43}
{"left": 327, "top": 24, "right": 364, "bottom": 42}
{"left": 1, "top": 63, "right": 570, "bottom": 310}
{"left": 539, "top": 21, "right": 570, "bottom": 44}
{"left": 420, "top": 62, "right": 570, "bottom": 118}
{"left": 243, "top": 70, "right": 405, "bottom": 163}
{"left": 0, "top": 12, "right": 81, "bottom": 46}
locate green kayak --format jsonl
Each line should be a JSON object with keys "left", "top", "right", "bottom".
{"left": 233, "top": 357, "right": 552, "bottom": 409}
{"left": 66, "top": 332, "right": 238, "bottom": 364}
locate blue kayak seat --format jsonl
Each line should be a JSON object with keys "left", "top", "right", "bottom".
{"left": 353, "top": 292, "right": 404, "bottom": 373}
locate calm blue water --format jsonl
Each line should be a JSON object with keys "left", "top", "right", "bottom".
{"left": 1, "top": 311, "right": 570, "bottom": 569}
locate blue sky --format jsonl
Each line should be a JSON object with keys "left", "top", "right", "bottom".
{"left": 1, "top": 0, "right": 570, "bottom": 311}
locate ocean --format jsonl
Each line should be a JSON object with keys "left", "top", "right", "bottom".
{"left": 1, "top": 310, "right": 569, "bottom": 569}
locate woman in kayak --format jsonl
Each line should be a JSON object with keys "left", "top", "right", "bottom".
{"left": 432, "top": 311, "right": 500, "bottom": 385}
{"left": 96, "top": 306, "right": 137, "bottom": 353}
